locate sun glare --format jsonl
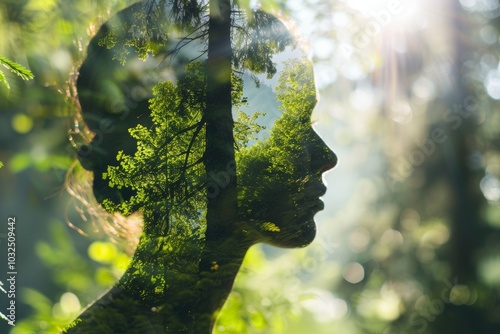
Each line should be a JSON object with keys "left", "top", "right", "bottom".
{"left": 347, "top": 0, "right": 399, "bottom": 12}
{"left": 347, "top": 0, "right": 426, "bottom": 31}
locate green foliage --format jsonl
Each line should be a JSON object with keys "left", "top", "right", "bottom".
{"left": 233, "top": 10, "right": 293, "bottom": 78}
{"left": 0, "top": 56, "right": 34, "bottom": 89}
{"left": 94, "top": 0, "right": 206, "bottom": 65}
{"left": 234, "top": 109, "right": 266, "bottom": 148}
{"left": 8, "top": 152, "right": 73, "bottom": 173}
{"left": 237, "top": 58, "right": 321, "bottom": 224}
{"left": 102, "top": 61, "right": 207, "bottom": 221}
{"left": 269, "top": 59, "right": 316, "bottom": 171}
{"left": 101, "top": 61, "right": 263, "bottom": 227}
{"left": 97, "top": 2, "right": 169, "bottom": 64}
{"left": 214, "top": 246, "right": 310, "bottom": 334}
{"left": 12, "top": 221, "right": 131, "bottom": 334}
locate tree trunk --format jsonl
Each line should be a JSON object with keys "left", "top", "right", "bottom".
{"left": 195, "top": 0, "right": 242, "bottom": 331}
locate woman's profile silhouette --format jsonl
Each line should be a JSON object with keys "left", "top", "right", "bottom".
{"left": 64, "top": 1, "right": 336, "bottom": 333}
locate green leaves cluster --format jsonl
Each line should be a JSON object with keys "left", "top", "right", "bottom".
{"left": 97, "top": 2, "right": 170, "bottom": 64}
{"left": 233, "top": 71, "right": 266, "bottom": 148}
{"left": 237, "top": 58, "right": 316, "bottom": 202}
{"left": 96, "top": 0, "right": 206, "bottom": 65}
{"left": 102, "top": 61, "right": 207, "bottom": 223}
{"left": 234, "top": 58, "right": 327, "bottom": 247}
{"left": 0, "top": 56, "right": 34, "bottom": 89}
{"left": 268, "top": 58, "right": 316, "bottom": 172}
{"left": 101, "top": 60, "right": 264, "bottom": 233}
{"left": 233, "top": 10, "right": 293, "bottom": 78}
{"left": 234, "top": 109, "right": 266, "bottom": 148}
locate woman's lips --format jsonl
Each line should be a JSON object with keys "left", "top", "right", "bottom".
{"left": 303, "top": 182, "right": 328, "bottom": 212}
{"left": 305, "top": 181, "right": 327, "bottom": 197}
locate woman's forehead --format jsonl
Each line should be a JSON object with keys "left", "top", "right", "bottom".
{"left": 238, "top": 49, "right": 315, "bottom": 144}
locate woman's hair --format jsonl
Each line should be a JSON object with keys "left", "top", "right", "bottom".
{"left": 65, "top": 2, "right": 185, "bottom": 249}
{"left": 65, "top": 161, "right": 143, "bottom": 253}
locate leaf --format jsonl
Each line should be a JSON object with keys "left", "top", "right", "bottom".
{"left": 0, "top": 311, "right": 11, "bottom": 324}
{"left": 260, "top": 222, "right": 281, "bottom": 233}
{"left": 0, "top": 56, "right": 35, "bottom": 81}
{"left": 0, "top": 70, "right": 9, "bottom": 89}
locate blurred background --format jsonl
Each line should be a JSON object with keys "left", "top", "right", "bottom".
{"left": 1, "top": 0, "right": 500, "bottom": 333}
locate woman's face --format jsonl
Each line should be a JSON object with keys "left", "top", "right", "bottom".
{"left": 237, "top": 59, "right": 337, "bottom": 248}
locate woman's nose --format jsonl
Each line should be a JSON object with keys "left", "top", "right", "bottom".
{"left": 317, "top": 145, "right": 337, "bottom": 173}
{"left": 308, "top": 131, "right": 338, "bottom": 174}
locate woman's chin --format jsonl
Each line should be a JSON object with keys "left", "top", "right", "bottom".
{"left": 263, "top": 220, "right": 317, "bottom": 248}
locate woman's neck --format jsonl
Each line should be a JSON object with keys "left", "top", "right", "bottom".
{"left": 63, "top": 216, "right": 261, "bottom": 333}
{"left": 117, "top": 218, "right": 254, "bottom": 332}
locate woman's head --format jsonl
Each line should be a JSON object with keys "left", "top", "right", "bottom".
{"left": 74, "top": 2, "right": 336, "bottom": 247}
